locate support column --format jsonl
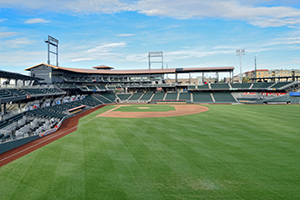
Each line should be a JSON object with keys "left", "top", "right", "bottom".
{"left": 216, "top": 72, "right": 219, "bottom": 83}
{"left": 3, "top": 103, "right": 6, "bottom": 114}
{"left": 189, "top": 72, "right": 191, "bottom": 84}
{"left": 202, "top": 72, "right": 204, "bottom": 84}
{"left": 175, "top": 73, "right": 178, "bottom": 84}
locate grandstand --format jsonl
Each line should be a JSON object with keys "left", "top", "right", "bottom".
{"left": 0, "top": 90, "right": 13, "bottom": 98}
{"left": 193, "top": 92, "right": 214, "bottom": 103}
{"left": 197, "top": 84, "right": 210, "bottom": 89}
{"left": 270, "top": 81, "right": 293, "bottom": 89}
{"left": 210, "top": 83, "right": 230, "bottom": 89}
{"left": 165, "top": 92, "right": 178, "bottom": 100}
{"left": 117, "top": 93, "right": 132, "bottom": 101}
{"left": 212, "top": 92, "right": 236, "bottom": 103}
{"left": 179, "top": 92, "right": 191, "bottom": 101}
{"left": 251, "top": 82, "right": 274, "bottom": 89}
{"left": 0, "top": 64, "right": 299, "bottom": 155}
{"left": 151, "top": 93, "right": 165, "bottom": 100}
{"left": 93, "top": 94, "right": 115, "bottom": 104}
{"left": 139, "top": 92, "right": 154, "bottom": 101}
{"left": 128, "top": 93, "right": 143, "bottom": 101}
{"left": 231, "top": 83, "right": 252, "bottom": 89}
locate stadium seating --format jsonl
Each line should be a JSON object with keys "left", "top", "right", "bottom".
{"left": 197, "top": 84, "right": 210, "bottom": 89}
{"left": 22, "top": 88, "right": 47, "bottom": 95}
{"left": 128, "top": 93, "right": 143, "bottom": 101}
{"left": 97, "top": 85, "right": 107, "bottom": 90}
{"left": 231, "top": 83, "right": 252, "bottom": 89}
{"left": 0, "top": 90, "right": 13, "bottom": 98}
{"left": 139, "top": 93, "right": 153, "bottom": 101}
{"left": 165, "top": 92, "right": 178, "bottom": 100}
{"left": 251, "top": 82, "right": 274, "bottom": 89}
{"left": 78, "top": 85, "right": 89, "bottom": 91}
{"left": 117, "top": 94, "right": 132, "bottom": 101}
{"left": 151, "top": 93, "right": 165, "bottom": 100}
{"left": 86, "top": 85, "right": 98, "bottom": 91}
{"left": 270, "top": 81, "right": 293, "bottom": 89}
{"left": 26, "top": 108, "right": 66, "bottom": 120}
{"left": 7, "top": 89, "right": 26, "bottom": 96}
{"left": 93, "top": 94, "right": 115, "bottom": 104}
{"left": 188, "top": 85, "right": 196, "bottom": 90}
{"left": 212, "top": 92, "right": 236, "bottom": 103}
{"left": 107, "top": 86, "right": 116, "bottom": 90}
{"left": 210, "top": 83, "right": 230, "bottom": 89}
{"left": 193, "top": 92, "right": 213, "bottom": 103}
{"left": 236, "top": 98, "right": 259, "bottom": 102}
{"left": 41, "top": 88, "right": 64, "bottom": 94}
{"left": 179, "top": 92, "right": 191, "bottom": 101}
{"left": 101, "top": 93, "right": 116, "bottom": 102}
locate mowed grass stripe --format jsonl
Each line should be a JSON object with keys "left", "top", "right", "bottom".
{"left": 0, "top": 105, "right": 299, "bottom": 199}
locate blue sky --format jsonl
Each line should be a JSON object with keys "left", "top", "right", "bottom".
{"left": 1, "top": 0, "right": 300, "bottom": 78}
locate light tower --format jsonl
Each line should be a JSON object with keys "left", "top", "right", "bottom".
{"left": 148, "top": 51, "right": 163, "bottom": 69}
{"left": 236, "top": 49, "right": 245, "bottom": 83}
{"left": 45, "top": 35, "right": 59, "bottom": 66}
{"left": 254, "top": 51, "right": 260, "bottom": 83}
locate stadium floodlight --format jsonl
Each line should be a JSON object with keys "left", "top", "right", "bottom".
{"left": 45, "top": 35, "right": 59, "bottom": 66}
{"left": 254, "top": 51, "right": 260, "bottom": 83}
{"left": 236, "top": 49, "right": 245, "bottom": 83}
{"left": 148, "top": 51, "right": 163, "bottom": 69}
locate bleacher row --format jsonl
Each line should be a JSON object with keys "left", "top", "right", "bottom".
{"left": 188, "top": 82, "right": 293, "bottom": 90}
{"left": 111, "top": 92, "right": 236, "bottom": 103}
{"left": 0, "top": 95, "right": 106, "bottom": 143}
{"left": 0, "top": 87, "right": 64, "bottom": 99}
{"left": 52, "top": 81, "right": 294, "bottom": 92}
{"left": 55, "top": 83, "right": 113, "bottom": 91}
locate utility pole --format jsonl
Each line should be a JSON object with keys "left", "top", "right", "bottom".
{"left": 254, "top": 56, "right": 257, "bottom": 83}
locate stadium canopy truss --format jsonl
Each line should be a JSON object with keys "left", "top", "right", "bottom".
{"left": 0, "top": 70, "right": 44, "bottom": 86}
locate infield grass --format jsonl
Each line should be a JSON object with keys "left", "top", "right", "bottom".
{"left": 115, "top": 104, "right": 176, "bottom": 112}
{"left": 0, "top": 104, "right": 299, "bottom": 199}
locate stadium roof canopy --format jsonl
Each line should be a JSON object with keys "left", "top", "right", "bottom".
{"left": 0, "top": 69, "right": 43, "bottom": 81}
{"left": 25, "top": 63, "right": 234, "bottom": 75}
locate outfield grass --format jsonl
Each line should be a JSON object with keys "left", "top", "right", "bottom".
{"left": 115, "top": 104, "right": 176, "bottom": 112}
{"left": 0, "top": 105, "right": 300, "bottom": 199}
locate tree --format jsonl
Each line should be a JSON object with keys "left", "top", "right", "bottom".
{"left": 242, "top": 77, "right": 250, "bottom": 83}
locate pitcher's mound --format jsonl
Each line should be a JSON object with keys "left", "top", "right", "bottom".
{"left": 98, "top": 105, "right": 209, "bottom": 118}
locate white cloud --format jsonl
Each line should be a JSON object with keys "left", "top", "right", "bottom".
{"left": 25, "top": 18, "right": 50, "bottom": 24}
{"left": 0, "top": 32, "right": 17, "bottom": 38}
{"left": 131, "top": 0, "right": 300, "bottom": 28}
{"left": 71, "top": 42, "right": 127, "bottom": 62}
{"left": 117, "top": 33, "right": 136, "bottom": 37}
{"left": 0, "top": 50, "right": 44, "bottom": 69}
{"left": 1, "top": 0, "right": 300, "bottom": 28}
{"left": 0, "top": 0, "right": 128, "bottom": 14}
{"left": 86, "top": 42, "right": 126, "bottom": 53}
{"left": 285, "top": 37, "right": 300, "bottom": 44}
{"left": 4, "top": 38, "right": 32, "bottom": 48}
{"left": 0, "top": 19, "right": 7, "bottom": 22}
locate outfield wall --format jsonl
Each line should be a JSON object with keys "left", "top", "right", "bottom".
{"left": 0, "top": 135, "right": 39, "bottom": 154}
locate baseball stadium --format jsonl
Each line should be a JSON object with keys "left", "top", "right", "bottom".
{"left": 0, "top": 55, "right": 300, "bottom": 199}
